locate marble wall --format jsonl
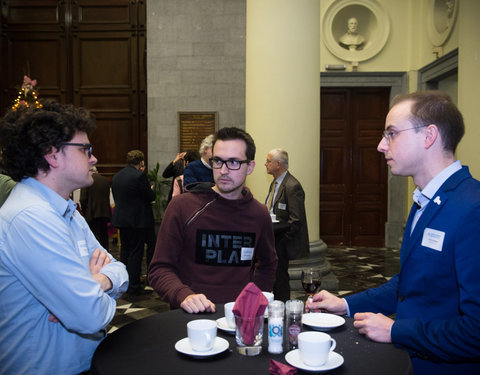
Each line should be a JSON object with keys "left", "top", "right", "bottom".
{"left": 146, "top": 0, "right": 246, "bottom": 168}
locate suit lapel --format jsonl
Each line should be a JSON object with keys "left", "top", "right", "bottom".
{"left": 400, "top": 167, "right": 470, "bottom": 266}
{"left": 402, "top": 193, "right": 447, "bottom": 266}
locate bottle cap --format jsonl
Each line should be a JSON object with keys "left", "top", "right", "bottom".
{"left": 268, "top": 300, "right": 285, "bottom": 318}
{"left": 286, "top": 299, "right": 304, "bottom": 314}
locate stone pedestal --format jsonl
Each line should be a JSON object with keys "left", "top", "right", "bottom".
{"left": 288, "top": 239, "right": 339, "bottom": 294}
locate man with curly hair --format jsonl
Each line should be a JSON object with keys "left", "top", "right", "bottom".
{"left": 0, "top": 100, "right": 128, "bottom": 374}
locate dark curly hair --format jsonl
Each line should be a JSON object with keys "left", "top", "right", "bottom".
{"left": 0, "top": 99, "right": 96, "bottom": 181}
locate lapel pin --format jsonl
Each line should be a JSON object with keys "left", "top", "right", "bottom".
{"left": 433, "top": 196, "right": 441, "bottom": 205}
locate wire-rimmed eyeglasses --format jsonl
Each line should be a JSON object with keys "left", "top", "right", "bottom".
{"left": 381, "top": 125, "right": 427, "bottom": 143}
{"left": 61, "top": 142, "right": 93, "bottom": 158}
{"left": 209, "top": 157, "right": 249, "bottom": 170}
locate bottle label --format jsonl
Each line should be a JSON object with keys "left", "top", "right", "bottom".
{"left": 288, "top": 324, "right": 301, "bottom": 344}
{"left": 269, "top": 324, "right": 283, "bottom": 338}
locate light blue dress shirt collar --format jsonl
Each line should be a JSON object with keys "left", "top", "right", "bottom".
{"left": 23, "top": 177, "right": 77, "bottom": 220}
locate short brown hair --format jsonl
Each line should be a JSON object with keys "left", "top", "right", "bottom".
{"left": 391, "top": 91, "right": 464, "bottom": 153}
{"left": 126, "top": 150, "right": 144, "bottom": 165}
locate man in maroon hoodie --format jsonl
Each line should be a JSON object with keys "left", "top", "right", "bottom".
{"left": 149, "top": 127, "right": 278, "bottom": 313}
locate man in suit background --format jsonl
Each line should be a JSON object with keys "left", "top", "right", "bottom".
{"left": 112, "top": 150, "right": 155, "bottom": 295}
{"left": 265, "top": 148, "right": 309, "bottom": 301}
{"left": 307, "top": 91, "right": 480, "bottom": 374}
{"left": 80, "top": 166, "right": 112, "bottom": 250}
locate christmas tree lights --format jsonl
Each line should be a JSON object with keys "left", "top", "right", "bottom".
{"left": 11, "top": 75, "right": 43, "bottom": 111}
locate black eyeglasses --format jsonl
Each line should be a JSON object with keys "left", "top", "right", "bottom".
{"left": 61, "top": 143, "right": 93, "bottom": 158}
{"left": 209, "top": 157, "right": 249, "bottom": 170}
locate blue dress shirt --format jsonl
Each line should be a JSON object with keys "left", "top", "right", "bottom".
{"left": 0, "top": 178, "right": 128, "bottom": 374}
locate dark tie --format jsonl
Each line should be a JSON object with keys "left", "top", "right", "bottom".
{"left": 266, "top": 180, "right": 277, "bottom": 211}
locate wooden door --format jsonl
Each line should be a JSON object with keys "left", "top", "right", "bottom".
{"left": 0, "top": 0, "right": 146, "bottom": 178}
{"left": 0, "top": 0, "right": 68, "bottom": 106}
{"left": 320, "top": 87, "right": 389, "bottom": 247}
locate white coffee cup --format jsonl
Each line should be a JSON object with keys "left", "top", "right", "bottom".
{"left": 262, "top": 291, "right": 274, "bottom": 317}
{"left": 298, "top": 331, "right": 336, "bottom": 367}
{"left": 224, "top": 302, "right": 236, "bottom": 328}
{"left": 187, "top": 319, "right": 217, "bottom": 352}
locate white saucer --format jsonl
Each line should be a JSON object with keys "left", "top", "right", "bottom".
{"left": 216, "top": 317, "right": 235, "bottom": 334}
{"left": 175, "top": 337, "right": 229, "bottom": 358}
{"left": 285, "top": 349, "right": 344, "bottom": 372}
{"left": 302, "top": 313, "right": 345, "bottom": 331}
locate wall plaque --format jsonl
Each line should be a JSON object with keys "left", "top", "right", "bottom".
{"left": 178, "top": 112, "right": 218, "bottom": 152}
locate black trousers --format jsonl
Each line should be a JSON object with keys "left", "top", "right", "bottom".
{"left": 88, "top": 217, "right": 109, "bottom": 251}
{"left": 119, "top": 227, "right": 150, "bottom": 293}
{"left": 145, "top": 226, "right": 157, "bottom": 270}
{"left": 273, "top": 238, "right": 291, "bottom": 302}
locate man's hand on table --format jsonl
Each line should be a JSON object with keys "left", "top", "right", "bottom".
{"left": 305, "top": 290, "right": 348, "bottom": 315}
{"left": 90, "top": 248, "right": 113, "bottom": 292}
{"left": 353, "top": 312, "right": 393, "bottom": 343}
{"left": 181, "top": 294, "right": 216, "bottom": 314}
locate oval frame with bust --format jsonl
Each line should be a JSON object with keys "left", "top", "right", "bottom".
{"left": 322, "top": 0, "right": 390, "bottom": 62}
{"left": 426, "top": 0, "right": 458, "bottom": 47}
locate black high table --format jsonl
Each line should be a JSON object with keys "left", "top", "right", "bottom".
{"left": 91, "top": 307, "right": 412, "bottom": 374}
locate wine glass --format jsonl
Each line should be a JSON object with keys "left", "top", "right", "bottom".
{"left": 301, "top": 268, "right": 322, "bottom": 297}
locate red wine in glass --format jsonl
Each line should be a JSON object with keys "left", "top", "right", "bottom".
{"left": 301, "top": 269, "right": 321, "bottom": 295}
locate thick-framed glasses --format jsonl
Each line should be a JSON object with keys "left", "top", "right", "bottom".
{"left": 209, "top": 157, "right": 249, "bottom": 170}
{"left": 381, "top": 125, "right": 427, "bottom": 143}
{"left": 61, "top": 142, "right": 93, "bottom": 158}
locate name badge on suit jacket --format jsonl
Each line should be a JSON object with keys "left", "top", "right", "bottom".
{"left": 278, "top": 203, "right": 287, "bottom": 210}
{"left": 421, "top": 228, "right": 445, "bottom": 252}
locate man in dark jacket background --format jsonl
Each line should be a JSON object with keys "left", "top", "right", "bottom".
{"left": 112, "top": 150, "right": 155, "bottom": 294}
{"left": 80, "top": 166, "right": 111, "bottom": 250}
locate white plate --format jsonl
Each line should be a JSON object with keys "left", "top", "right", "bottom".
{"left": 285, "top": 349, "right": 344, "bottom": 373}
{"left": 216, "top": 317, "right": 235, "bottom": 334}
{"left": 175, "top": 337, "right": 229, "bottom": 358}
{"left": 302, "top": 313, "right": 345, "bottom": 331}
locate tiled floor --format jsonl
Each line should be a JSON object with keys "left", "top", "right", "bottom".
{"left": 107, "top": 246, "right": 400, "bottom": 333}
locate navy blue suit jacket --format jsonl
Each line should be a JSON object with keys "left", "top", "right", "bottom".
{"left": 182, "top": 159, "right": 214, "bottom": 189}
{"left": 346, "top": 166, "right": 480, "bottom": 374}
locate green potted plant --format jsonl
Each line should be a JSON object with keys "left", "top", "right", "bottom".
{"left": 147, "top": 162, "right": 171, "bottom": 222}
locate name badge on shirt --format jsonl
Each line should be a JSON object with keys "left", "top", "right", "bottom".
{"left": 241, "top": 247, "right": 254, "bottom": 261}
{"left": 77, "top": 240, "right": 89, "bottom": 257}
{"left": 278, "top": 203, "right": 287, "bottom": 210}
{"left": 421, "top": 228, "right": 445, "bottom": 252}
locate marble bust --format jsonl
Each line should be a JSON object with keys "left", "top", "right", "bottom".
{"left": 339, "top": 17, "right": 365, "bottom": 51}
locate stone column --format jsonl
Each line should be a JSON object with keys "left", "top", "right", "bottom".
{"left": 246, "top": 0, "right": 337, "bottom": 292}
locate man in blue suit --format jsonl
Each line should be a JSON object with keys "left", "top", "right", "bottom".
{"left": 307, "top": 91, "right": 480, "bottom": 374}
